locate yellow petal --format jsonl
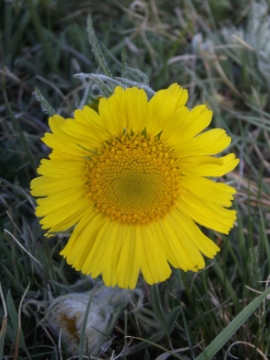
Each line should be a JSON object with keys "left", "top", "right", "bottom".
{"left": 139, "top": 226, "right": 172, "bottom": 285}
{"left": 175, "top": 129, "right": 231, "bottom": 156}
{"left": 116, "top": 225, "right": 141, "bottom": 289}
{"left": 60, "top": 208, "right": 105, "bottom": 267}
{"left": 181, "top": 154, "right": 239, "bottom": 177}
{"left": 169, "top": 208, "right": 220, "bottom": 258}
{"left": 180, "top": 175, "right": 236, "bottom": 207}
{"left": 161, "top": 105, "right": 212, "bottom": 146}
{"left": 177, "top": 191, "right": 237, "bottom": 234}
{"left": 147, "top": 83, "right": 188, "bottom": 135}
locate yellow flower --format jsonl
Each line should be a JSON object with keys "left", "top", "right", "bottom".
{"left": 30, "top": 84, "right": 239, "bottom": 289}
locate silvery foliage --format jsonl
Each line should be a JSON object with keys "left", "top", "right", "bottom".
{"left": 222, "top": 0, "right": 270, "bottom": 80}
{"left": 76, "top": 14, "right": 155, "bottom": 108}
{"left": 74, "top": 72, "right": 156, "bottom": 109}
{"left": 34, "top": 14, "right": 156, "bottom": 116}
{"left": 191, "top": 1, "right": 270, "bottom": 85}
{"left": 33, "top": 87, "right": 56, "bottom": 117}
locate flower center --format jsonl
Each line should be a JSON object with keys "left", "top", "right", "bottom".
{"left": 85, "top": 133, "right": 181, "bottom": 225}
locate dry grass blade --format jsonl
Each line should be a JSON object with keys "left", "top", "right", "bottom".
{"left": 13, "top": 282, "right": 30, "bottom": 360}
{"left": 3, "top": 230, "right": 43, "bottom": 268}
{"left": 227, "top": 341, "right": 268, "bottom": 360}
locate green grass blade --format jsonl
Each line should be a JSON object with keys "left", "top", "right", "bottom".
{"left": 3, "top": 91, "right": 36, "bottom": 172}
{"left": 213, "top": 260, "right": 240, "bottom": 311}
{"left": 6, "top": 291, "right": 27, "bottom": 350}
{"left": 78, "top": 288, "right": 96, "bottom": 359}
{"left": 0, "top": 284, "right": 8, "bottom": 358}
{"left": 24, "top": 0, "right": 57, "bottom": 73}
{"left": 150, "top": 284, "right": 168, "bottom": 333}
{"left": 195, "top": 286, "right": 270, "bottom": 360}
{"left": 126, "top": 335, "right": 185, "bottom": 360}
{"left": 166, "top": 306, "right": 182, "bottom": 334}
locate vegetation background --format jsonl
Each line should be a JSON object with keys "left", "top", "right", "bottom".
{"left": 1, "top": 0, "right": 270, "bottom": 359}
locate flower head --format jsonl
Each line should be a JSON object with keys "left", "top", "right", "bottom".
{"left": 31, "top": 84, "right": 239, "bottom": 289}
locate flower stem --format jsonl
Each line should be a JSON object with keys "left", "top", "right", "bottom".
{"left": 87, "top": 14, "right": 112, "bottom": 78}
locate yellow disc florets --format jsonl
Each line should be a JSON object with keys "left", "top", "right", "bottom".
{"left": 85, "top": 132, "right": 181, "bottom": 225}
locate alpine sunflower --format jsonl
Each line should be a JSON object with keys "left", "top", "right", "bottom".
{"left": 31, "top": 84, "right": 239, "bottom": 289}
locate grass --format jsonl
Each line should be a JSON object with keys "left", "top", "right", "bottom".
{"left": 1, "top": 0, "right": 270, "bottom": 358}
